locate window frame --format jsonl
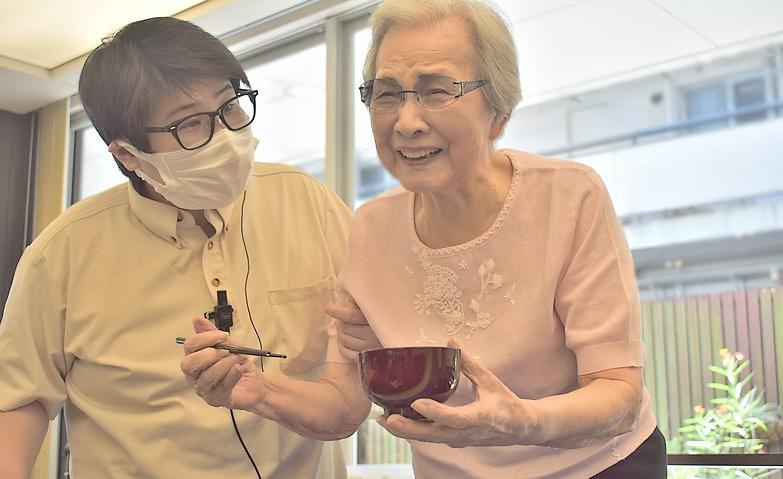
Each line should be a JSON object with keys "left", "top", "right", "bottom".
{"left": 679, "top": 68, "right": 775, "bottom": 128}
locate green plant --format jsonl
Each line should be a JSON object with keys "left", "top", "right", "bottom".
{"left": 670, "top": 348, "right": 780, "bottom": 479}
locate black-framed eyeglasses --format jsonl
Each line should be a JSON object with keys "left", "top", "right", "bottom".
{"left": 145, "top": 89, "right": 259, "bottom": 150}
{"left": 359, "top": 75, "right": 487, "bottom": 111}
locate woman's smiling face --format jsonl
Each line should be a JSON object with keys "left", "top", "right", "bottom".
{"left": 369, "top": 16, "right": 504, "bottom": 194}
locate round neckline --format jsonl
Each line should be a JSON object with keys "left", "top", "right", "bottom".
{"left": 408, "top": 153, "right": 521, "bottom": 258}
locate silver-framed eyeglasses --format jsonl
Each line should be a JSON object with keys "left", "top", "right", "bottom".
{"left": 145, "top": 89, "right": 258, "bottom": 150}
{"left": 359, "top": 75, "right": 487, "bottom": 111}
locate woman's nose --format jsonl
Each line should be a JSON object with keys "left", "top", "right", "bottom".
{"left": 394, "top": 94, "right": 429, "bottom": 137}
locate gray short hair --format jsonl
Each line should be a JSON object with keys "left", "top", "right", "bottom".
{"left": 363, "top": 0, "right": 522, "bottom": 118}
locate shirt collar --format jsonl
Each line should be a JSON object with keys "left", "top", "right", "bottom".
{"left": 127, "top": 182, "right": 238, "bottom": 241}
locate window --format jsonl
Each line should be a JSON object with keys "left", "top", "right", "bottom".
{"left": 734, "top": 77, "right": 767, "bottom": 123}
{"left": 353, "top": 26, "right": 399, "bottom": 207}
{"left": 244, "top": 36, "right": 327, "bottom": 180}
{"left": 685, "top": 82, "right": 729, "bottom": 130}
{"left": 683, "top": 73, "right": 770, "bottom": 131}
{"left": 71, "top": 125, "right": 126, "bottom": 202}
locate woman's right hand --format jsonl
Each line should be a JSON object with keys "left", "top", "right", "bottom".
{"left": 179, "top": 317, "right": 268, "bottom": 411}
{"left": 325, "top": 297, "right": 381, "bottom": 360}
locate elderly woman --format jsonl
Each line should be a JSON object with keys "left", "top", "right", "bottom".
{"left": 181, "top": 0, "right": 666, "bottom": 477}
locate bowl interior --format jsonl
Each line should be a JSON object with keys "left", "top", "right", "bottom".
{"left": 358, "top": 346, "right": 461, "bottom": 419}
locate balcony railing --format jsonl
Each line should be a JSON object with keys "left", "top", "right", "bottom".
{"left": 541, "top": 100, "right": 783, "bottom": 158}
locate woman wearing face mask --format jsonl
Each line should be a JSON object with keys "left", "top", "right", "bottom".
{"left": 0, "top": 18, "right": 354, "bottom": 479}
{"left": 181, "top": 0, "right": 666, "bottom": 478}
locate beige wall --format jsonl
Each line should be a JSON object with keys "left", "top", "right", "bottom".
{"left": 29, "top": 97, "right": 70, "bottom": 479}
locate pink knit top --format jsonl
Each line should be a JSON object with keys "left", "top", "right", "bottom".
{"left": 328, "top": 150, "right": 657, "bottom": 478}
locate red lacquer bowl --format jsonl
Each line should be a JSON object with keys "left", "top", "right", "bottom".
{"left": 358, "top": 346, "right": 461, "bottom": 420}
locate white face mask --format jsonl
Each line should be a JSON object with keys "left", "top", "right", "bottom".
{"left": 118, "top": 128, "right": 259, "bottom": 210}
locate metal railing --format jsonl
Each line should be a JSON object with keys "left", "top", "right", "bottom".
{"left": 541, "top": 100, "right": 783, "bottom": 158}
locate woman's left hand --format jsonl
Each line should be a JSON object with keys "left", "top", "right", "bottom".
{"left": 378, "top": 340, "right": 541, "bottom": 448}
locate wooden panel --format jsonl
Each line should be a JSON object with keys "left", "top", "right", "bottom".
{"left": 673, "top": 298, "right": 691, "bottom": 422}
{"left": 0, "top": 109, "right": 33, "bottom": 314}
{"left": 719, "top": 293, "right": 736, "bottom": 355}
{"left": 685, "top": 296, "right": 704, "bottom": 409}
{"left": 746, "top": 289, "right": 765, "bottom": 392}
{"left": 640, "top": 301, "right": 657, "bottom": 410}
{"left": 773, "top": 289, "right": 783, "bottom": 411}
{"left": 759, "top": 289, "right": 778, "bottom": 405}
{"left": 663, "top": 300, "right": 691, "bottom": 430}
{"left": 700, "top": 295, "right": 716, "bottom": 402}
{"left": 708, "top": 295, "right": 727, "bottom": 405}
{"left": 650, "top": 300, "right": 670, "bottom": 438}
{"left": 733, "top": 291, "right": 751, "bottom": 367}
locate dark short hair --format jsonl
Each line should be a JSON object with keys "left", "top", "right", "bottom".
{"left": 78, "top": 17, "right": 249, "bottom": 187}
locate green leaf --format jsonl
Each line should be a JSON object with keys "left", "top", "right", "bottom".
{"left": 708, "top": 382, "right": 734, "bottom": 393}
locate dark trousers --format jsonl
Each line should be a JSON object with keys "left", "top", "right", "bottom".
{"left": 590, "top": 427, "right": 667, "bottom": 478}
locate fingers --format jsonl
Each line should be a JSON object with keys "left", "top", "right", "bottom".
{"left": 183, "top": 318, "right": 229, "bottom": 355}
{"left": 337, "top": 321, "right": 378, "bottom": 341}
{"left": 193, "top": 354, "right": 246, "bottom": 398}
{"left": 181, "top": 347, "right": 230, "bottom": 383}
{"left": 325, "top": 303, "right": 367, "bottom": 325}
{"left": 380, "top": 414, "right": 464, "bottom": 446}
{"left": 337, "top": 326, "right": 380, "bottom": 351}
{"left": 203, "top": 362, "right": 244, "bottom": 408}
{"left": 451, "top": 341, "right": 497, "bottom": 390}
{"left": 194, "top": 316, "right": 218, "bottom": 333}
{"left": 411, "top": 399, "right": 477, "bottom": 430}
{"left": 337, "top": 333, "right": 370, "bottom": 352}
{"left": 338, "top": 343, "right": 360, "bottom": 362}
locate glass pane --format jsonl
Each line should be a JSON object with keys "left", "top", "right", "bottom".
{"left": 685, "top": 83, "right": 728, "bottom": 131}
{"left": 73, "top": 126, "right": 127, "bottom": 202}
{"left": 245, "top": 41, "right": 326, "bottom": 181}
{"left": 733, "top": 77, "right": 767, "bottom": 124}
{"left": 356, "top": 407, "right": 412, "bottom": 465}
{"left": 353, "top": 27, "right": 399, "bottom": 208}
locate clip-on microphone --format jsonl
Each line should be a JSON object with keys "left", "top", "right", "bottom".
{"left": 206, "top": 290, "right": 234, "bottom": 332}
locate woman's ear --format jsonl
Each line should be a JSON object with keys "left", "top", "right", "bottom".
{"left": 489, "top": 114, "right": 510, "bottom": 141}
{"left": 108, "top": 141, "right": 141, "bottom": 171}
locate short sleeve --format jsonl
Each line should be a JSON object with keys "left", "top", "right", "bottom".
{"left": 0, "top": 250, "right": 70, "bottom": 419}
{"left": 554, "top": 171, "right": 643, "bottom": 376}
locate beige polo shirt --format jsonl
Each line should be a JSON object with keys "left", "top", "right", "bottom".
{"left": 0, "top": 163, "right": 351, "bottom": 479}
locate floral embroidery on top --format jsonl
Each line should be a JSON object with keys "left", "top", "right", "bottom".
{"left": 404, "top": 265, "right": 415, "bottom": 278}
{"left": 504, "top": 283, "right": 517, "bottom": 305}
{"left": 416, "top": 328, "right": 436, "bottom": 345}
{"left": 407, "top": 154, "right": 521, "bottom": 338}
{"left": 412, "top": 246, "right": 512, "bottom": 338}
{"left": 413, "top": 245, "right": 465, "bottom": 335}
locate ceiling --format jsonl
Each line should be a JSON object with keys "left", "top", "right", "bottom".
{"left": 0, "top": 0, "right": 782, "bottom": 114}
{"left": 0, "top": 0, "right": 314, "bottom": 114}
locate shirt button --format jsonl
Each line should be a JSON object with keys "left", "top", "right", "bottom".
{"left": 207, "top": 241, "right": 214, "bottom": 250}
{"left": 177, "top": 212, "right": 184, "bottom": 222}
{"left": 170, "top": 236, "right": 177, "bottom": 243}
{"left": 211, "top": 278, "right": 221, "bottom": 287}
